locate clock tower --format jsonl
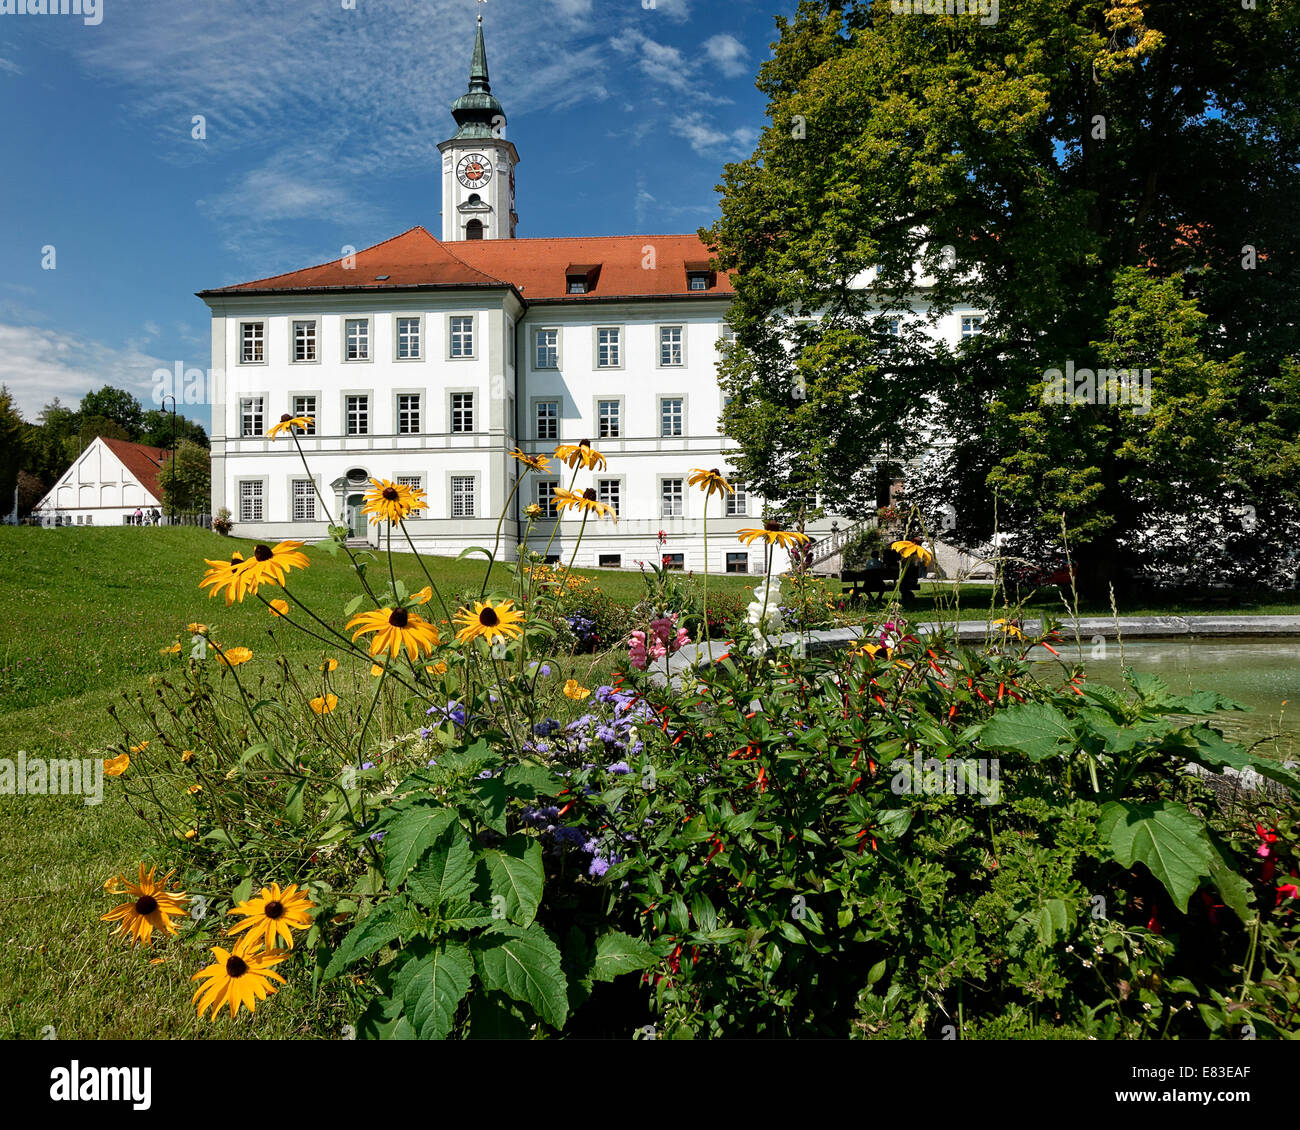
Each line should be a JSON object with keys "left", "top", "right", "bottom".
{"left": 438, "top": 14, "right": 519, "bottom": 241}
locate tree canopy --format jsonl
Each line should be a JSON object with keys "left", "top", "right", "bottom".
{"left": 705, "top": 0, "right": 1300, "bottom": 592}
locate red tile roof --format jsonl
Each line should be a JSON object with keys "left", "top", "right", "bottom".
{"left": 101, "top": 437, "right": 168, "bottom": 503}
{"left": 199, "top": 227, "right": 733, "bottom": 303}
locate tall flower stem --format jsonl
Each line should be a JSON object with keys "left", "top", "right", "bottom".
{"left": 539, "top": 465, "right": 581, "bottom": 566}
{"left": 482, "top": 475, "right": 525, "bottom": 599}
{"left": 702, "top": 501, "right": 712, "bottom": 662}
{"left": 398, "top": 521, "right": 454, "bottom": 626}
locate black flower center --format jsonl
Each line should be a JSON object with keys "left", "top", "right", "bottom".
{"left": 225, "top": 955, "right": 249, "bottom": 978}
{"left": 254, "top": 544, "right": 272, "bottom": 561}
{"left": 383, "top": 487, "right": 399, "bottom": 501}
{"left": 765, "top": 520, "right": 781, "bottom": 531}
{"left": 710, "top": 468, "right": 721, "bottom": 477}
{"left": 135, "top": 894, "right": 158, "bottom": 915}
{"left": 389, "top": 609, "right": 409, "bottom": 628}
{"left": 583, "top": 488, "right": 597, "bottom": 501}
{"left": 579, "top": 439, "right": 591, "bottom": 448}
{"left": 479, "top": 607, "right": 500, "bottom": 627}
{"left": 230, "top": 555, "right": 244, "bottom": 567}
{"left": 263, "top": 900, "right": 285, "bottom": 920}
{"left": 280, "top": 413, "right": 292, "bottom": 423}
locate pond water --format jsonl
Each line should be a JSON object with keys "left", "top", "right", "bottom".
{"left": 1028, "top": 636, "right": 1300, "bottom": 760}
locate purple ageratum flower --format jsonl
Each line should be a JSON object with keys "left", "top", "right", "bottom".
{"left": 553, "top": 825, "right": 587, "bottom": 847}
{"left": 419, "top": 728, "right": 433, "bottom": 739}
{"left": 588, "top": 857, "right": 610, "bottom": 878}
{"left": 427, "top": 701, "right": 467, "bottom": 726}
{"left": 608, "top": 761, "right": 631, "bottom": 776}
{"left": 596, "top": 725, "right": 619, "bottom": 744}
{"left": 533, "top": 718, "right": 561, "bottom": 737}
{"left": 427, "top": 758, "right": 439, "bottom": 767}
{"left": 477, "top": 769, "right": 495, "bottom": 779}
{"left": 361, "top": 761, "right": 376, "bottom": 770}
{"left": 539, "top": 664, "right": 552, "bottom": 677}
{"left": 595, "top": 685, "right": 617, "bottom": 703}
{"left": 369, "top": 830, "right": 386, "bottom": 842}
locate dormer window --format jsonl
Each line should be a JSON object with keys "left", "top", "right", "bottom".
{"left": 564, "top": 263, "right": 601, "bottom": 296}
{"left": 685, "top": 262, "right": 715, "bottom": 291}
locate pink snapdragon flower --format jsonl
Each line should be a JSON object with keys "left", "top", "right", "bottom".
{"left": 629, "top": 613, "right": 690, "bottom": 669}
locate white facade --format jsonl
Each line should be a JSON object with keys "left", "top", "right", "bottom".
{"left": 32, "top": 436, "right": 164, "bottom": 526}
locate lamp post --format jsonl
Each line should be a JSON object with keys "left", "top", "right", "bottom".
{"left": 162, "top": 395, "right": 177, "bottom": 525}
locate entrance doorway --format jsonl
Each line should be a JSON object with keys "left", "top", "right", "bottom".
{"left": 346, "top": 494, "right": 365, "bottom": 537}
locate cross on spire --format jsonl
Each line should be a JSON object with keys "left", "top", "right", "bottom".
{"left": 477, "top": 0, "right": 487, "bottom": 26}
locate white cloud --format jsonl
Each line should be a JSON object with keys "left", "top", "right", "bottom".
{"left": 549, "top": 0, "right": 593, "bottom": 16}
{"left": 0, "top": 57, "right": 21, "bottom": 75}
{"left": 0, "top": 324, "right": 173, "bottom": 421}
{"left": 703, "top": 33, "right": 750, "bottom": 79}
{"left": 672, "top": 113, "right": 757, "bottom": 158}
{"left": 608, "top": 29, "right": 731, "bottom": 104}
{"left": 649, "top": 0, "right": 692, "bottom": 23}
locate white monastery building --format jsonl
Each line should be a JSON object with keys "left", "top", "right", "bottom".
{"left": 201, "top": 19, "right": 982, "bottom": 574}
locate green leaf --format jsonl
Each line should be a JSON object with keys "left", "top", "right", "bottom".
{"left": 1097, "top": 801, "right": 1213, "bottom": 912}
{"left": 591, "top": 932, "right": 658, "bottom": 982}
{"left": 382, "top": 806, "right": 457, "bottom": 889}
{"left": 323, "top": 898, "right": 422, "bottom": 980}
{"left": 980, "top": 702, "right": 1076, "bottom": 761}
{"left": 1184, "top": 726, "right": 1300, "bottom": 793}
{"left": 456, "top": 545, "right": 495, "bottom": 563}
{"left": 473, "top": 777, "right": 509, "bottom": 835}
{"left": 391, "top": 942, "right": 475, "bottom": 1040}
{"left": 406, "top": 835, "right": 477, "bottom": 912}
{"left": 343, "top": 593, "right": 368, "bottom": 617}
{"left": 1030, "top": 898, "right": 1072, "bottom": 945}
{"left": 502, "top": 765, "right": 565, "bottom": 800}
{"left": 475, "top": 924, "right": 569, "bottom": 1030}
{"left": 482, "top": 836, "right": 544, "bottom": 926}
{"left": 284, "top": 779, "right": 305, "bottom": 825}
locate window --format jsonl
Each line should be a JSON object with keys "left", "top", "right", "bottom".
{"left": 726, "top": 481, "right": 748, "bottom": 517}
{"left": 536, "top": 400, "right": 559, "bottom": 441}
{"left": 465, "top": 219, "right": 484, "bottom": 240}
{"left": 597, "top": 399, "right": 621, "bottom": 439}
{"left": 346, "top": 394, "right": 369, "bottom": 436}
{"left": 293, "top": 320, "right": 317, "bottom": 362}
{"left": 726, "top": 552, "right": 749, "bottom": 574}
{"left": 567, "top": 276, "right": 587, "bottom": 294}
{"left": 662, "top": 553, "right": 684, "bottom": 571}
{"left": 659, "top": 325, "right": 684, "bottom": 366}
{"left": 345, "top": 318, "right": 370, "bottom": 361}
{"left": 598, "top": 554, "right": 621, "bottom": 569}
{"left": 450, "top": 316, "right": 474, "bottom": 358}
{"left": 396, "top": 475, "right": 423, "bottom": 494}
{"left": 397, "top": 393, "right": 422, "bottom": 435}
{"left": 240, "top": 397, "right": 264, "bottom": 437}
{"left": 291, "top": 395, "right": 317, "bottom": 434}
{"left": 687, "top": 272, "right": 710, "bottom": 291}
{"left": 597, "top": 478, "right": 620, "bottom": 517}
{"left": 396, "top": 317, "right": 421, "bottom": 359}
{"left": 661, "top": 478, "right": 683, "bottom": 518}
{"left": 596, "top": 327, "right": 621, "bottom": 368}
{"left": 240, "top": 322, "right": 264, "bottom": 363}
{"left": 451, "top": 476, "right": 475, "bottom": 518}
{"left": 961, "top": 315, "right": 984, "bottom": 338}
{"left": 887, "top": 318, "right": 901, "bottom": 336}
{"left": 239, "top": 480, "right": 263, "bottom": 522}
{"left": 535, "top": 328, "right": 558, "bottom": 369}
{"left": 660, "top": 397, "right": 683, "bottom": 437}
{"left": 451, "top": 392, "right": 474, "bottom": 433}
{"left": 292, "top": 479, "right": 316, "bottom": 521}
{"left": 537, "top": 480, "right": 559, "bottom": 520}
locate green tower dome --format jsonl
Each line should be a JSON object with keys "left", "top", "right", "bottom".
{"left": 449, "top": 19, "right": 504, "bottom": 140}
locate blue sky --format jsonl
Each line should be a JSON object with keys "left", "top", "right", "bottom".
{"left": 0, "top": 0, "right": 796, "bottom": 425}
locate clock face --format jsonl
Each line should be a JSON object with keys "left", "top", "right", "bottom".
{"left": 457, "top": 153, "right": 493, "bottom": 189}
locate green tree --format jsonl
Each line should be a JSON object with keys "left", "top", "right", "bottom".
{"left": 706, "top": 0, "right": 1300, "bottom": 593}
{"left": 140, "top": 409, "right": 209, "bottom": 451}
{"left": 79, "top": 386, "right": 145, "bottom": 439}
{"left": 0, "top": 386, "right": 26, "bottom": 514}
{"left": 158, "top": 440, "right": 211, "bottom": 515}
